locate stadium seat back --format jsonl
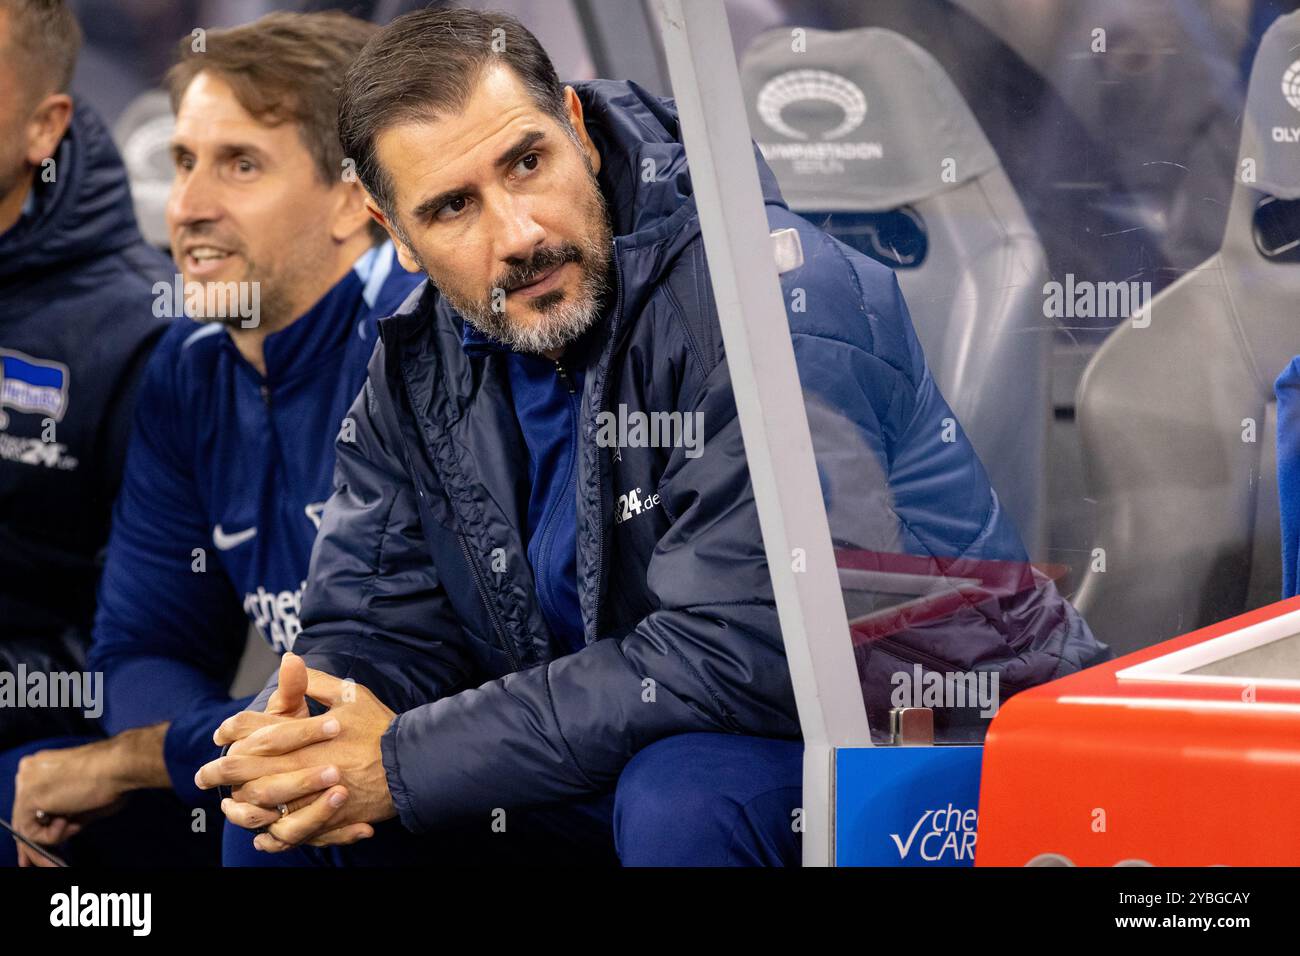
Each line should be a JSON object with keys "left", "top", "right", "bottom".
{"left": 113, "top": 90, "right": 175, "bottom": 249}
{"left": 1074, "top": 11, "right": 1300, "bottom": 654}
{"left": 740, "top": 27, "right": 1051, "bottom": 556}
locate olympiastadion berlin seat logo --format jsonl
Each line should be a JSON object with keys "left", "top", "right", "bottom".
{"left": 1283, "top": 59, "right": 1300, "bottom": 113}
{"left": 1275, "top": 60, "right": 1300, "bottom": 143}
{"left": 754, "top": 69, "right": 883, "bottom": 174}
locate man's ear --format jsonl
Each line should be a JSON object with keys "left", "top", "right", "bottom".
{"left": 329, "top": 178, "right": 376, "bottom": 245}
{"left": 366, "top": 200, "right": 421, "bottom": 274}
{"left": 564, "top": 85, "right": 600, "bottom": 176}
{"left": 24, "top": 93, "right": 73, "bottom": 167}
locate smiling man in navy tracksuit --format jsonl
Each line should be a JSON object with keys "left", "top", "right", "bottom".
{"left": 203, "top": 8, "right": 1107, "bottom": 867}
{"left": 2, "top": 12, "right": 421, "bottom": 867}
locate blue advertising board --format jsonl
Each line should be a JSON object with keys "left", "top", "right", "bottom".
{"left": 834, "top": 746, "right": 983, "bottom": 866}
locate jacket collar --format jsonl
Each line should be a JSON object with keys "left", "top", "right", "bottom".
{"left": 461, "top": 318, "right": 509, "bottom": 357}
{"left": 254, "top": 243, "right": 395, "bottom": 382}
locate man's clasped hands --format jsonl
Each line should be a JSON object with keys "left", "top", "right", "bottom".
{"left": 195, "top": 653, "right": 398, "bottom": 853}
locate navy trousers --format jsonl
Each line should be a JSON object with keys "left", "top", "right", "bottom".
{"left": 224, "top": 732, "right": 804, "bottom": 867}
{"left": 0, "top": 735, "right": 222, "bottom": 867}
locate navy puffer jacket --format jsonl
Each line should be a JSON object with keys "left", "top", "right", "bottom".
{"left": 258, "top": 80, "right": 1107, "bottom": 832}
{"left": 0, "top": 102, "right": 171, "bottom": 747}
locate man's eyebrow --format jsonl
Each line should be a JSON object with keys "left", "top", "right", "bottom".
{"left": 169, "top": 140, "right": 271, "bottom": 162}
{"left": 412, "top": 187, "right": 466, "bottom": 223}
{"left": 493, "top": 129, "right": 546, "bottom": 170}
{"left": 410, "top": 130, "right": 548, "bottom": 223}
{"left": 215, "top": 142, "right": 271, "bottom": 161}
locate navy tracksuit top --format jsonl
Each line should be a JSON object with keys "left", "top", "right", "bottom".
{"left": 87, "top": 244, "right": 423, "bottom": 806}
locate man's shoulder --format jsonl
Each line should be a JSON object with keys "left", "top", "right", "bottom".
{"left": 9, "top": 235, "right": 175, "bottom": 338}
{"left": 660, "top": 205, "right": 919, "bottom": 380}
{"left": 139, "top": 318, "right": 227, "bottom": 403}
{"left": 770, "top": 206, "right": 925, "bottom": 388}
{"left": 372, "top": 279, "right": 446, "bottom": 372}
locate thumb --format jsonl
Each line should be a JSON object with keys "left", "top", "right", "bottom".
{"left": 266, "top": 652, "right": 309, "bottom": 716}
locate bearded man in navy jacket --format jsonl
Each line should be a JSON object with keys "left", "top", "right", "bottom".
{"left": 203, "top": 8, "right": 1107, "bottom": 867}
{"left": 2, "top": 11, "right": 421, "bottom": 867}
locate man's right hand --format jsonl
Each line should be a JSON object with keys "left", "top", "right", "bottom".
{"left": 211, "top": 652, "right": 332, "bottom": 827}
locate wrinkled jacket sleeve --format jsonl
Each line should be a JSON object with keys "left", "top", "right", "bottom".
{"left": 88, "top": 335, "right": 251, "bottom": 806}
{"left": 247, "top": 356, "right": 480, "bottom": 721}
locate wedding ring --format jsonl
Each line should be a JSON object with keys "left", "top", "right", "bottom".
{"left": 278, "top": 803, "right": 289, "bottom": 817}
{"left": 34, "top": 809, "right": 49, "bottom": 824}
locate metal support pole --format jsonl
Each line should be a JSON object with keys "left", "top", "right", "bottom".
{"left": 651, "top": 0, "right": 873, "bottom": 867}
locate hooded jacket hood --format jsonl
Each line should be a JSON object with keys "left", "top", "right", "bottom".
{"left": 0, "top": 101, "right": 144, "bottom": 281}
{"left": 578, "top": 78, "right": 787, "bottom": 243}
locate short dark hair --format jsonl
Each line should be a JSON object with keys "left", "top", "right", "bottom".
{"left": 0, "top": 0, "right": 82, "bottom": 101}
{"left": 338, "top": 7, "right": 568, "bottom": 224}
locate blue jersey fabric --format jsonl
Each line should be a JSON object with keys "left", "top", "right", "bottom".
{"left": 86, "top": 244, "right": 422, "bottom": 807}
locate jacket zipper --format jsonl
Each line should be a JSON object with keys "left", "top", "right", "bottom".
{"left": 388, "top": 322, "right": 524, "bottom": 673}
{"left": 458, "top": 530, "right": 521, "bottom": 672}
{"left": 590, "top": 247, "right": 624, "bottom": 637}
{"left": 532, "top": 363, "right": 580, "bottom": 638}
{"left": 554, "top": 359, "right": 577, "bottom": 394}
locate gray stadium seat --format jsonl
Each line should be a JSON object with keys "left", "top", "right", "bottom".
{"left": 112, "top": 90, "right": 175, "bottom": 249}
{"left": 1073, "top": 11, "right": 1300, "bottom": 655}
{"left": 739, "top": 27, "right": 1051, "bottom": 557}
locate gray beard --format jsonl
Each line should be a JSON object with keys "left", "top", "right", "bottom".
{"left": 457, "top": 247, "right": 610, "bottom": 354}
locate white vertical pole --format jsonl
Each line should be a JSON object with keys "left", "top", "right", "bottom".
{"left": 651, "top": 0, "right": 873, "bottom": 867}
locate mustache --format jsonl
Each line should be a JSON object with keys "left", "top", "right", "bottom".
{"left": 496, "top": 244, "right": 584, "bottom": 293}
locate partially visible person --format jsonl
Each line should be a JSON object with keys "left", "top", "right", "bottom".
{"left": 0, "top": 0, "right": 170, "bottom": 752}
{"left": 1277, "top": 357, "right": 1300, "bottom": 597}
{"left": 1, "top": 10, "right": 421, "bottom": 866}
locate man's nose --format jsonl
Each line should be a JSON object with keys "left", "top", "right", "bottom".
{"left": 166, "top": 165, "right": 224, "bottom": 232}
{"left": 490, "top": 193, "right": 547, "bottom": 265}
